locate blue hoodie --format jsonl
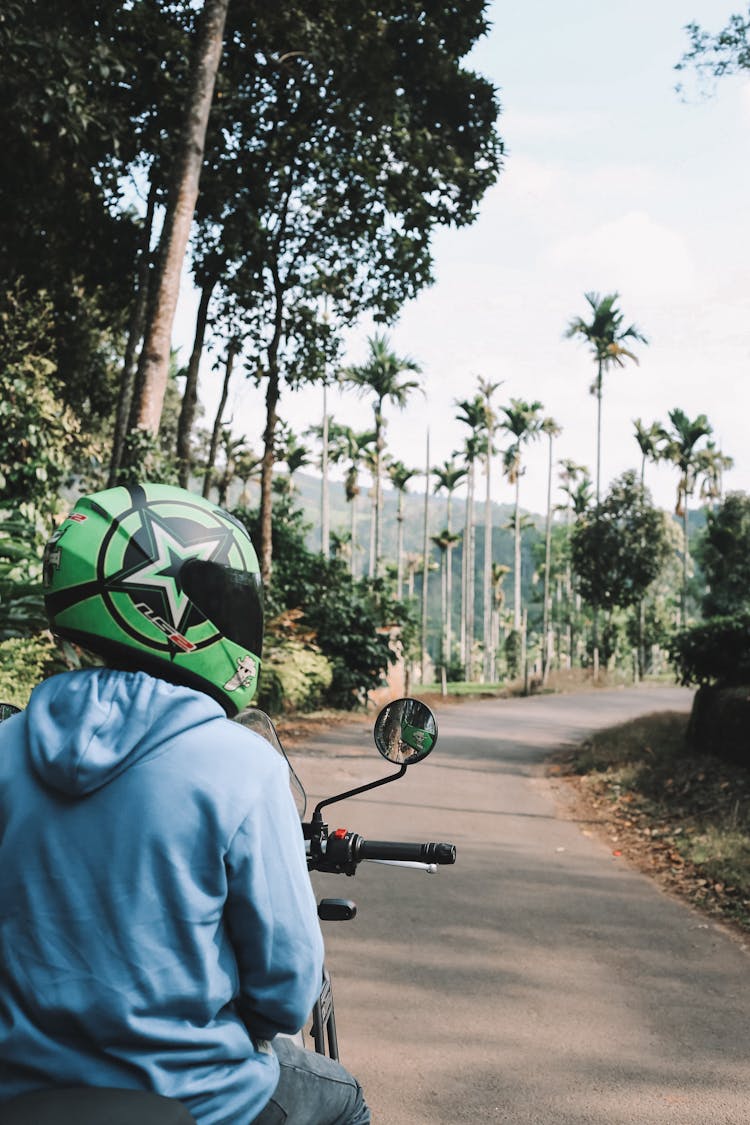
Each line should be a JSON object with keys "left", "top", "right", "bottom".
{"left": 0, "top": 668, "right": 324, "bottom": 1124}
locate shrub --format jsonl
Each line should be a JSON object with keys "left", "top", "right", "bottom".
{"left": 257, "top": 638, "right": 333, "bottom": 715}
{"left": 235, "top": 507, "right": 414, "bottom": 710}
{"left": 670, "top": 612, "right": 750, "bottom": 687}
{"left": 0, "top": 632, "right": 57, "bottom": 707}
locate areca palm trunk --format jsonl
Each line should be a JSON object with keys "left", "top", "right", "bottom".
{"left": 446, "top": 491, "right": 454, "bottom": 668}
{"left": 421, "top": 432, "right": 430, "bottom": 683}
{"left": 321, "top": 385, "right": 330, "bottom": 558}
{"left": 349, "top": 490, "right": 358, "bottom": 578}
{"left": 681, "top": 488, "right": 690, "bottom": 628}
{"left": 542, "top": 437, "right": 554, "bottom": 683}
{"left": 463, "top": 461, "right": 476, "bottom": 680}
{"left": 396, "top": 492, "right": 406, "bottom": 599}
{"left": 513, "top": 470, "right": 521, "bottom": 631}
{"left": 483, "top": 449, "right": 492, "bottom": 680}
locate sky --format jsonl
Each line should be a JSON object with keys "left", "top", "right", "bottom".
{"left": 175, "top": 0, "right": 750, "bottom": 518}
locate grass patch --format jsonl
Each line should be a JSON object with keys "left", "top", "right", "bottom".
{"left": 554, "top": 711, "right": 750, "bottom": 933}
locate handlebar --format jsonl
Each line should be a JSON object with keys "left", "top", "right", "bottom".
{"left": 305, "top": 825, "right": 456, "bottom": 875}
{"left": 358, "top": 839, "right": 456, "bottom": 865}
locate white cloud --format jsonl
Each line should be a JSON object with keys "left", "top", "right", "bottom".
{"left": 547, "top": 211, "right": 699, "bottom": 300}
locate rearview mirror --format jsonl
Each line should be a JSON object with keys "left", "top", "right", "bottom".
{"left": 374, "top": 698, "right": 438, "bottom": 765}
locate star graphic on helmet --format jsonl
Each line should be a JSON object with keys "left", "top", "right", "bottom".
{"left": 105, "top": 509, "right": 233, "bottom": 629}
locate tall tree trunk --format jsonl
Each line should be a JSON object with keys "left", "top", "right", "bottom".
{"left": 592, "top": 357, "right": 603, "bottom": 680}
{"left": 368, "top": 485, "right": 376, "bottom": 577}
{"left": 320, "top": 385, "right": 330, "bottom": 557}
{"left": 682, "top": 502, "right": 689, "bottom": 629}
{"left": 396, "top": 492, "right": 405, "bottom": 599}
{"left": 542, "top": 432, "right": 554, "bottom": 683}
{"left": 202, "top": 339, "right": 239, "bottom": 500}
{"left": 259, "top": 367, "right": 280, "bottom": 586}
{"left": 134, "top": 0, "right": 230, "bottom": 435}
{"left": 420, "top": 430, "right": 430, "bottom": 683}
{"left": 440, "top": 545, "right": 448, "bottom": 675}
{"left": 177, "top": 276, "right": 216, "bottom": 487}
{"left": 513, "top": 473, "right": 521, "bottom": 631}
{"left": 483, "top": 448, "right": 492, "bottom": 680}
{"left": 595, "top": 356, "right": 603, "bottom": 504}
{"left": 463, "top": 462, "right": 475, "bottom": 681}
{"left": 258, "top": 255, "right": 287, "bottom": 585}
{"left": 446, "top": 491, "right": 454, "bottom": 667}
{"left": 349, "top": 490, "right": 358, "bottom": 578}
{"left": 373, "top": 404, "right": 384, "bottom": 577}
{"left": 109, "top": 181, "right": 157, "bottom": 486}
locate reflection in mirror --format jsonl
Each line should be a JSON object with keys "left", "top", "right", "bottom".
{"left": 0, "top": 703, "right": 21, "bottom": 723}
{"left": 374, "top": 698, "right": 438, "bottom": 765}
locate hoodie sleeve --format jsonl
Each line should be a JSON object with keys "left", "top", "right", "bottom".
{"left": 223, "top": 757, "right": 324, "bottom": 1039}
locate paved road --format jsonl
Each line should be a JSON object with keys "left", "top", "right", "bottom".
{"left": 294, "top": 686, "right": 750, "bottom": 1124}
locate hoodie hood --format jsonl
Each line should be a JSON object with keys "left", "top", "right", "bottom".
{"left": 26, "top": 668, "right": 224, "bottom": 796}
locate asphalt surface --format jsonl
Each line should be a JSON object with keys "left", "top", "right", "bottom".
{"left": 293, "top": 686, "right": 750, "bottom": 1124}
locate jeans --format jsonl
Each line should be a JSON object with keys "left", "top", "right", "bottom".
{"left": 250, "top": 1038, "right": 370, "bottom": 1125}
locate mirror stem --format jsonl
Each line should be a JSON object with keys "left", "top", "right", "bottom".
{"left": 312, "top": 764, "right": 407, "bottom": 821}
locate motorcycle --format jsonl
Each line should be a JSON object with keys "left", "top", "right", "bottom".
{"left": 0, "top": 696, "right": 455, "bottom": 1123}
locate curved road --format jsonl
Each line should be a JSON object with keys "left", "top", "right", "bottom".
{"left": 297, "top": 686, "right": 749, "bottom": 1124}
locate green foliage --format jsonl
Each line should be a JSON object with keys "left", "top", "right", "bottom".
{"left": 504, "top": 629, "right": 522, "bottom": 678}
{"left": 698, "top": 492, "right": 750, "bottom": 617}
{"left": 571, "top": 472, "right": 672, "bottom": 612}
{"left": 0, "top": 513, "right": 47, "bottom": 640}
{"left": 119, "top": 428, "right": 179, "bottom": 487}
{"left": 677, "top": 8, "right": 750, "bottom": 88}
{"left": 257, "top": 638, "right": 332, "bottom": 715}
{"left": 670, "top": 612, "right": 750, "bottom": 686}
{"left": 0, "top": 633, "right": 57, "bottom": 707}
{"left": 0, "top": 288, "right": 99, "bottom": 519}
{"left": 236, "top": 506, "right": 414, "bottom": 709}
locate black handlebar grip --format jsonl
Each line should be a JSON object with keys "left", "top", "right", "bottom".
{"left": 357, "top": 839, "right": 456, "bottom": 865}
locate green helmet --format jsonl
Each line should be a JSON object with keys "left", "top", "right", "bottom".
{"left": 43, "top": 483, "right": 263, "bottom": 716}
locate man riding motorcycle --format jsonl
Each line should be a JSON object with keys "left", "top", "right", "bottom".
{"left": 0, "top": 483, "right": 370, "bottom": 1125}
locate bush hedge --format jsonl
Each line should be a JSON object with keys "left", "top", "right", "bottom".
{"left": 670, "top": 612, "right": 750, "bottom": 687}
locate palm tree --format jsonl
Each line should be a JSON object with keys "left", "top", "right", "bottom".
{"left": 431, "top": 528, "right": 462, "bottom": 682}
{"left": 341, "top": 334, "right": 421, "bottom": 577}
{"left": 478, "top": 377, "right": 502, "bottom": 680}
{"left": 558, "top": 460, "right": 591, "bottom": 668}
{"left": 659, "top": 408, "right": 714, "bottom": 626}
{"left": 566, "top": 292, "right": 648, "bottom": 503}
{"left": 234, "top": 450, "right": 262, "bottom": 508}
{"left": 499, "top": 398, "right": 544, "bottom": 631}
{"left": 335, "top": 427, "right": 376, "bottom": 578}
{"left": 274, "top": 424, "right": 311, "bottom": 497}
{"left": 541, "top": 416, "right": 562, "bottom": 682}
{"left": 432, "top": 457, "right": 467, "bottom": 665}
{"left": 632, "top": 418, "right": 665, "bottom": 678}
{"left": 491, "top": 562, "right": 511, "bottom": 679}
{"left": 216, "top": 430, "right": 249, "bottom": 507}
{"left": 698, "top": 441, "right": 734, "bottom": 509}
{"left": 361, "top": 445, "right": 381, "bottom": 577}
{"left": 455, "top": 396, "right": 487, "bottom": 679}
{"left": 388, "top": 460, "right": 419, "bottom": 599}
{"left": 633, "top": 418, "right": 664, "bottom": 487}
{"left": 305, "top": 417, "right": 350, "bottom": 557}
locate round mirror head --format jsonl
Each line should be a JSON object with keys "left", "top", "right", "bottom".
{"left": 374, "top": 698, "right": 438, "bottom": 765}
{"left": 0, "top": 703, "right": 21, "bottom": 722}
